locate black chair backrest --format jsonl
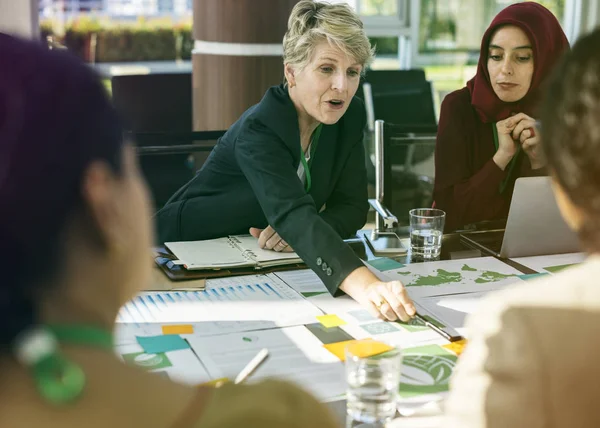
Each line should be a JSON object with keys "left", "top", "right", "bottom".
{"left": 360, "top": 70, "right": 437, "bottom": 170}
{"left": 111, "top": 73, "right": 192, "bottom": 132}
{"left": 132, "top": 130, "right": 226, "bottom": 210}
{"left": 359, "top": 69, "right": 427, "bottom": 98}
{"left": 110, "top": 73, "right": 211, "bottom": 210}
{"left": 370, "top": 80, "right": 436, "bottom": 132}
{"left": 360, "top": 69, "right": 430, "bottom": 125}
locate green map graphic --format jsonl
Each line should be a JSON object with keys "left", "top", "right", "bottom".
{"left": 399, "top": 345, "right": 458, "bottom": 397}
{"left": 396, "top": 264, "right": 516, "bottom": 287}
{"left": 461, "top": 264, "right": 477, "bottom": 272}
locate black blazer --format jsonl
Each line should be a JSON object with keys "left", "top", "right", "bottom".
{"left": 155, "top": 84, "right": 369, "bottom": 294}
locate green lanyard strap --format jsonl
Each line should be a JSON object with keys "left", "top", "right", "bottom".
{"left": 492, "top": 123, "right": 521, "bottom": 193}
{"left": 300, "top": 124, "right": 323, "bottom": 193}
{"left": 15, "top": 324, "right": 113, "bottom": 405}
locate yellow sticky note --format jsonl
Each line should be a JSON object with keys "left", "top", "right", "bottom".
{"left": 324, "top": 339, "right": 393, "bottom": 361}
{"left": 199, "top": 378, "right": 229, "bottom": 388}
{"left": 316, "top": 314, "right": 347, "bottom": 328}
{"left": 442, "top": 339, "right": 468, "bottom": 356}
{"left": 162, "top": 324, "right": 194, "bottom": 335}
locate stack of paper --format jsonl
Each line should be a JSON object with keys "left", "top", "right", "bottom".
{"left": 166, "top": 234, "right": 303, "bottom": 270}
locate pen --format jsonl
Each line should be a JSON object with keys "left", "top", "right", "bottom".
{"left": 234, "top": 348, "right": 269, "bottom": 384}
{"left": 414, "top": 313, "right": 463, "bottom": 343}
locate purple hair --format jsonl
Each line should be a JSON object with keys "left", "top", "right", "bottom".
{"left": 0, "top": 33, "right": 124, "bottom": 347}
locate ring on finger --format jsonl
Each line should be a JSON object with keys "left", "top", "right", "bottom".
{"left": 373, "top": 298, "right": 384, "bottom": 309}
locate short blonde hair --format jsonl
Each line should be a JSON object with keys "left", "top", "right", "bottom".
{"left": 283, "top": 1, "right": 374, "bottom": 75}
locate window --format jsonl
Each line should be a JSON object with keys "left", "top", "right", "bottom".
{"left": 413, "top": 0, "right": 566, "bottom": 117}
{"left": 359, "top": 0, "right": 399, "bottom": 16}
{"left": 39, "top": 0, "right": 193, "bottom": 64}
{"left": 418, "top": 0, "right": 565, "bottom": 54}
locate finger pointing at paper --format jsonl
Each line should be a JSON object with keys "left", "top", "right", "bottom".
{"left": 339, "top": 267, "right": 416, "bottom": 322}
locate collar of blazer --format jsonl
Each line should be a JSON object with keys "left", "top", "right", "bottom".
{"left": 253, "top": 84, "right": 303, "bottom": 153}
{"left": 252, "top": 84, "right": 364, "bottom": 158}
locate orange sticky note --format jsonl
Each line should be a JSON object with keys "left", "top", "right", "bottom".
{"left": 162, "top": 324, "right": 194, "bottom": 335}
{"left": 324, "top": 339, "right": 393, "bottom": 361}
{"left": 442, "top": 339, "right": 468, "bottom": 356}
{"left": 316, "top": 314, "right": 347, "bottom": 328}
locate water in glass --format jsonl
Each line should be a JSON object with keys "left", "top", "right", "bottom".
{"left": 410, "top": 229, "right": 442, "bottom": 259}
{"left": 346, "top": 368, "right": 399, "bottom": 424}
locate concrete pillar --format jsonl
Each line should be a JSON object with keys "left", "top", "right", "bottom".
{"left": 0, "top": 0, "right": 39, "bottom": 39}
{"left": 192, "top": 0, "right": 299, "bottom": 131}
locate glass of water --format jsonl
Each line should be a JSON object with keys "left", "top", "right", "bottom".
{"left": 345, "top": 343, "right": 402, "bottom": 426}
{"left": 409, "top": 208, "right": 446, "bottom": 260}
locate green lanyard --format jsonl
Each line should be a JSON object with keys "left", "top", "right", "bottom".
{"left": 492, "top": 123, "right": 521, "bottom": 193}
{"left": 27, "top": 324, "right": 113, "bottom": 405}
{"left": 300, "top": 124, "right": 323, "bottom": 193}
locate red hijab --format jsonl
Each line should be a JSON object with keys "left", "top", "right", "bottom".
{"left": 467, "top": 2, "right": 569, "bottom": 123}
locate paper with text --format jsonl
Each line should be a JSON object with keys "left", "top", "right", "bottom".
{"left": 187, "top": 326, "right": 346, "bottom": 400}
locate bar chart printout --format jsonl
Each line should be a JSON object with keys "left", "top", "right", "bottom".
{"left": 116, "top": 274, "right": 322, "bottom": 336}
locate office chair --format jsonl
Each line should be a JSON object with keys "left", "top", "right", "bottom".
{"left": 363, "top": 78, "right": 437, "bottom": 164}
{"left": 111, "top": 73, "right": 225, "bottom": 210}
{"left": 371, "top": 120, "right": 436, "bottom": 228}
{"left": 132, "top": 130, "right": 226, "bottom": 208}
{"left": 360, "top": 70, "right": 438, "bottom": 226}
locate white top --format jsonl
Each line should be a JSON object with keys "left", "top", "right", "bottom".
{"left": 296, "top": 143, "right": 312, "bottom": 185}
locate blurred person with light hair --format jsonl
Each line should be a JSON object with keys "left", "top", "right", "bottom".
{"left": 157, "top": 1, "right": 416, "bottom": 322}
{"left": 444, "top": 28, "right": 600, "bottom": 428}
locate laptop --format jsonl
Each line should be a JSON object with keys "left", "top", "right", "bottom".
{"left": 461, "top": 177, "right": 580, "bottom": 258}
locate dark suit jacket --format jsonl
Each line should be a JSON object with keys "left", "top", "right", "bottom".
{"left": 155, "top": 84, "right": 369, "bottom": 294}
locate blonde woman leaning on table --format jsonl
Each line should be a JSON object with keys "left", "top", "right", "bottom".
{"left": 0, "top": 34, "right": 337, "bottom": 428}
{"left": 155, "top": 1, "right": 416, "bottom": 323}
{"left": 444, "top": 29, "right": 600, "bottom": 428}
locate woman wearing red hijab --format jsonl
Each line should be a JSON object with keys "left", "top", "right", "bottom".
{"left": 433, "top": 2, "right": 569, "bottom": 231}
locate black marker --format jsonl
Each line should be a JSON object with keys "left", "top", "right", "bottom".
{"left": 414, "top": 312, "right": 463, "bottom": 343}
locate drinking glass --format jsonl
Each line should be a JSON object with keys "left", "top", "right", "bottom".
{"left": 345, "top": 343, "right": 402, "bottom": 426}
{"left": 409, "top": 208, "right": 446, "bottom": 260}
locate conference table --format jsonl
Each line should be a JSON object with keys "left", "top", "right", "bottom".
{"left": 141, "top": 226, "right": 567, "bottom": 427}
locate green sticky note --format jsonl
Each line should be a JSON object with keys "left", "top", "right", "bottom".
{"left": 367, "top": 258, "right": 405, "bottom": 272}
{"left": 518, "top": 273, "right": 549, "bottom": 281}
{"left": 136, "top": 335, "right": 189, "bottom": 354}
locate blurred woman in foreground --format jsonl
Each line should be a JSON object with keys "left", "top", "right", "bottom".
{"left": 0, "top": 33, "right": 337, "bottom": 428}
